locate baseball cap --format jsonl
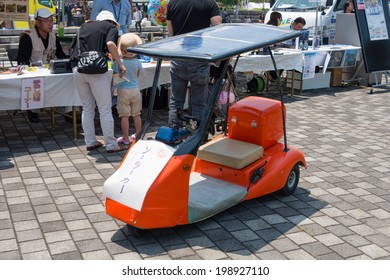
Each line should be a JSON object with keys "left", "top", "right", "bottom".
{"left": 96, "top": 11, "right": 119, "bottom": 29}
{"left": 34, "top": 8, "right": 55, "bottom": 19}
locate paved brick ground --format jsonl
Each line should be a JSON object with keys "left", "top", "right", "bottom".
{"left": 1, "top": 85, "right": 390, "bottom": 260}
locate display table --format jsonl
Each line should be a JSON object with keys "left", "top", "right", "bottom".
{"left": 0, "top": 62, "right": 171, "bottom": 138}
{"left": 234, "top": 45, "right": 361, "bottom": 95}
{"left": 234, "top": 50, "right": 304, "bottom": 73}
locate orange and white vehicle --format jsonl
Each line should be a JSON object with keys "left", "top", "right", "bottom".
{"left": 103, "top": 23, "right": 306, "bottom": 234}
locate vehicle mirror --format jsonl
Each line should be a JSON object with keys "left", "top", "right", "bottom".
{"left": 325, "top": 0, "right": 333, "bottom": 7}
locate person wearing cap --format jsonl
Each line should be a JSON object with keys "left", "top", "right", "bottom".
{"left": 90, "top": 0, "right": 132, "bottom": 36}
{"left": 17, "top": 8, "right": 67, "bottom": 123}
{"left": 113, "top": 33, "right": 143, "bottom": 145}
{"left": 70, "top": 11, "right": 127, "bottom": 153}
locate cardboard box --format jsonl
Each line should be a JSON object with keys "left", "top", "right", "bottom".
{"left": 330, "top": 68, "right": 343, "bottom": 87}
{"left": 286, "top": 71, "right": 331, "bottom": 90}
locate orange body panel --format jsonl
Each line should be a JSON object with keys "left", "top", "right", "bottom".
{"left": 228, "top": 96, "right": 285, "bottom": 149}
{"left": 106, "top": 154, "right": 195, "bottom": 229}
{"left": 194, "top": 142, "right": 306, "bottom": 199}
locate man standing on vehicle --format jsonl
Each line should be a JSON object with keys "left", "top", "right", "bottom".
{"left": 17, "top": 8, "right": 67, "bottom": 123}
{"left": 166, "top": 0, "right": 222, "bottom": 126}
{"left": 90, "top": 0, "right": 132, "bottom": 36}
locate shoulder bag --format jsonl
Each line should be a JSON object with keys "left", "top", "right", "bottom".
{"left": 76, "top": 31, "right": 108, "bottom": 74}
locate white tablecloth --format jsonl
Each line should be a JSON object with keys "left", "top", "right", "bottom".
{"left": 234, "top": 50, "right": 304, "bottom": 73}
{"left": 0, "top": 62, "right": 171, "bottom": 111}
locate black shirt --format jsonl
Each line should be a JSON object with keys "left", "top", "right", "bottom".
{"left": 17, "top": 26, "right": 67, "bottom": 65}
{"left": 167, "top": 0, "right": 221, "bottom": 35}
{"left": 70, "top": 20, "right": 118, "bottom": 64}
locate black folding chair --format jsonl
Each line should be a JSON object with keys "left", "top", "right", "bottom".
{"left": 7, "top": 48, "right": 18, "bottom": 67}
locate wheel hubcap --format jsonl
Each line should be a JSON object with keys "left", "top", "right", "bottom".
{"left": 287, "top": 171, "right": 296, "bottom": 189}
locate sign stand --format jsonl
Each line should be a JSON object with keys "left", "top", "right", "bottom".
{"left": 354, "top": 0, "right": 390, "bottom": 94}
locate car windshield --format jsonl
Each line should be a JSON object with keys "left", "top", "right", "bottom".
{"left": 273, "top": 0, "right": 328, "bottom": 9}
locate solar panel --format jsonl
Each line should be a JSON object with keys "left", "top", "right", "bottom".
{"left": 127, "top": 23, "right": 301, "bottom": 62}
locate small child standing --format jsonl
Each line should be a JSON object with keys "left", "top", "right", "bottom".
{"left": 113, "top": 33, "right": 143, "bottom": 145}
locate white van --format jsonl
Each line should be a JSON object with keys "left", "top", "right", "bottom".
{"left": 265, "top": 0, "right": 346, "bottom": 43}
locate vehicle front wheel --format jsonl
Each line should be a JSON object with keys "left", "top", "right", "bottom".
{"left": 280, "top": 164, "right": 300, "bottom": 196}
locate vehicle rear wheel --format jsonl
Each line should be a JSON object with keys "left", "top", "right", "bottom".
{"left": 280, "top": 164, "right": 300, "bottom": 196}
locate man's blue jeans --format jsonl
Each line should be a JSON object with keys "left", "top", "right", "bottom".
{"left": 169, "top": 60, "right": 210, "bottom": 126}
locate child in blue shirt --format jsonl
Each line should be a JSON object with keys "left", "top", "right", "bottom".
{"left": 113, "top": 33, "right": 143, "bottom": 145}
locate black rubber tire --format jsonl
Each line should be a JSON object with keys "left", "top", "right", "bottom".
{"left": 280, "top": 164, "right": 300, "bottom": 196}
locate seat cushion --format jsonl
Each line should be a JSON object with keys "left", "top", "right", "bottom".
{"left": 197, "top": 137, "right": 264, "bottom": 169}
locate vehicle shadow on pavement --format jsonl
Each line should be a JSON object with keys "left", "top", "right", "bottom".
{"left": 110, "top": 188, "right": 327, "bottom": 259}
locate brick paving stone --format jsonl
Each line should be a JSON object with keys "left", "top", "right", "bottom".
{"left": 269, "top": 237, "right": 300, "bottom": 253}
{"left": 99, "top": 230, "right": 127, "bottom": 243}
{"left": 243, "top": 219, "right": 272, "bottom": 231}
{"left": 358, "top": 244, "right": 389, "bottom": 259}
{"left": 40, "top": 221, "right": 68, "bottom": 233}
{"left": 23, "top": 250, "right": 52, "bottom": 260}
{"left": 0, "top": 251, "right": 21, "bottom": 260}
{"left": 52, "top": 251, "right": 83, "bottom": 260}
{"left": 260, "top": 214, "right": 288, "bottom": 225}
{"left": 93, "top": 221, "right": 119, "bottom": 233}
{"left": 70, "top": 229, "right": 99, "bottom": 243}
{"left": 286, "top": 231, "right": 316, "bottom": 245}
{"left": 19, "top": 239, "right": 47, "bottom": 254}
{"left": 16, "top": 229, "right": 44, "bottom": 242}
{"left": 112, "top": 252, "right": 143, "bottom": 260}
{"left": 243, "top": 239, "right": 274, "bottom": 254}
{"left": 226, "top": 249, "right": 259, "bottom": 260}
{"left": 105, "top": 240, "right": 135, "bottom": 255}
{"left": 256, "top": 250, "right": 287, "bottom": 260}
{"left": 82, "top": 250, "right": 112, "bottom": 260}
{"left": 284, "top": 249, "right": 316, "bottom": 260}
{"left": 155, "top": 233, "right": 186, "bottom": 248}
{"left": 195, "top": 247, "right": 228, "bottom": 260}
{"left": 326, "top": 224, "right": 355, "bottom": 237}
{"left": 14, "top": 220, "right": 39, "bottom": 232}
{"left": 300, "top": 241, "right": 333, "bottom": 257}
{"left": 44, "top": 230, "right": 72, "bottom": 243}
{"left": 230, "top": 229, "right": 260, "bottom": 243}
{"left": 0, "top": 229, "right": 15, "bottom": 241}
{"left": 311, "top": 215, "right": 339, "bottom": 227}
{"left": 0, "top": 239, "right": 18, "bottom": 252}
{"left": 214, "top": 238, "right": 246, "bottom": 252}
{"left": 316, "top": 252, "right": 345, "bottom": 260}
{"left": 185, "top": 236, "right": 215, "bottom": 250}
{"left": 330, "top": 243, "right": 362, "bottom": 259}
{"left": 48, "top": 240, "right": 78, "bottom": 255}
{"left": 349, "top": 224, "right": 378, "bottom": 236}
{"left": 136, "top": 242, "right": 166, "bottom": 258}
{"left": 66, "top": 219, "right": 92, "bottom": 231}
{"left": 87, "top": 212, "right": 112, "bottom": 223}
{"left": 75, "top": 238, "right": 106, "bottom": 253}
{"left": 164, "top": 244, "right": 196, "bottom": 259}
{"left": 315, "top": 233, "right": 344, "bottom": 247}
{"left": 365, "top": 233, "right": 390, "bottom": 247}
{"left": 204, "top": 227, "right": 233, "bottom": 242}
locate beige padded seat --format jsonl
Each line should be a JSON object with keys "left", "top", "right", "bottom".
{"left": 197, "top": 137, "right": 264, "bottom": 169}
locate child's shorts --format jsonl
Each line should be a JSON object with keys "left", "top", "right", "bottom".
{"left": 117, "top": 88, "right": 142, "bottom": 117}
